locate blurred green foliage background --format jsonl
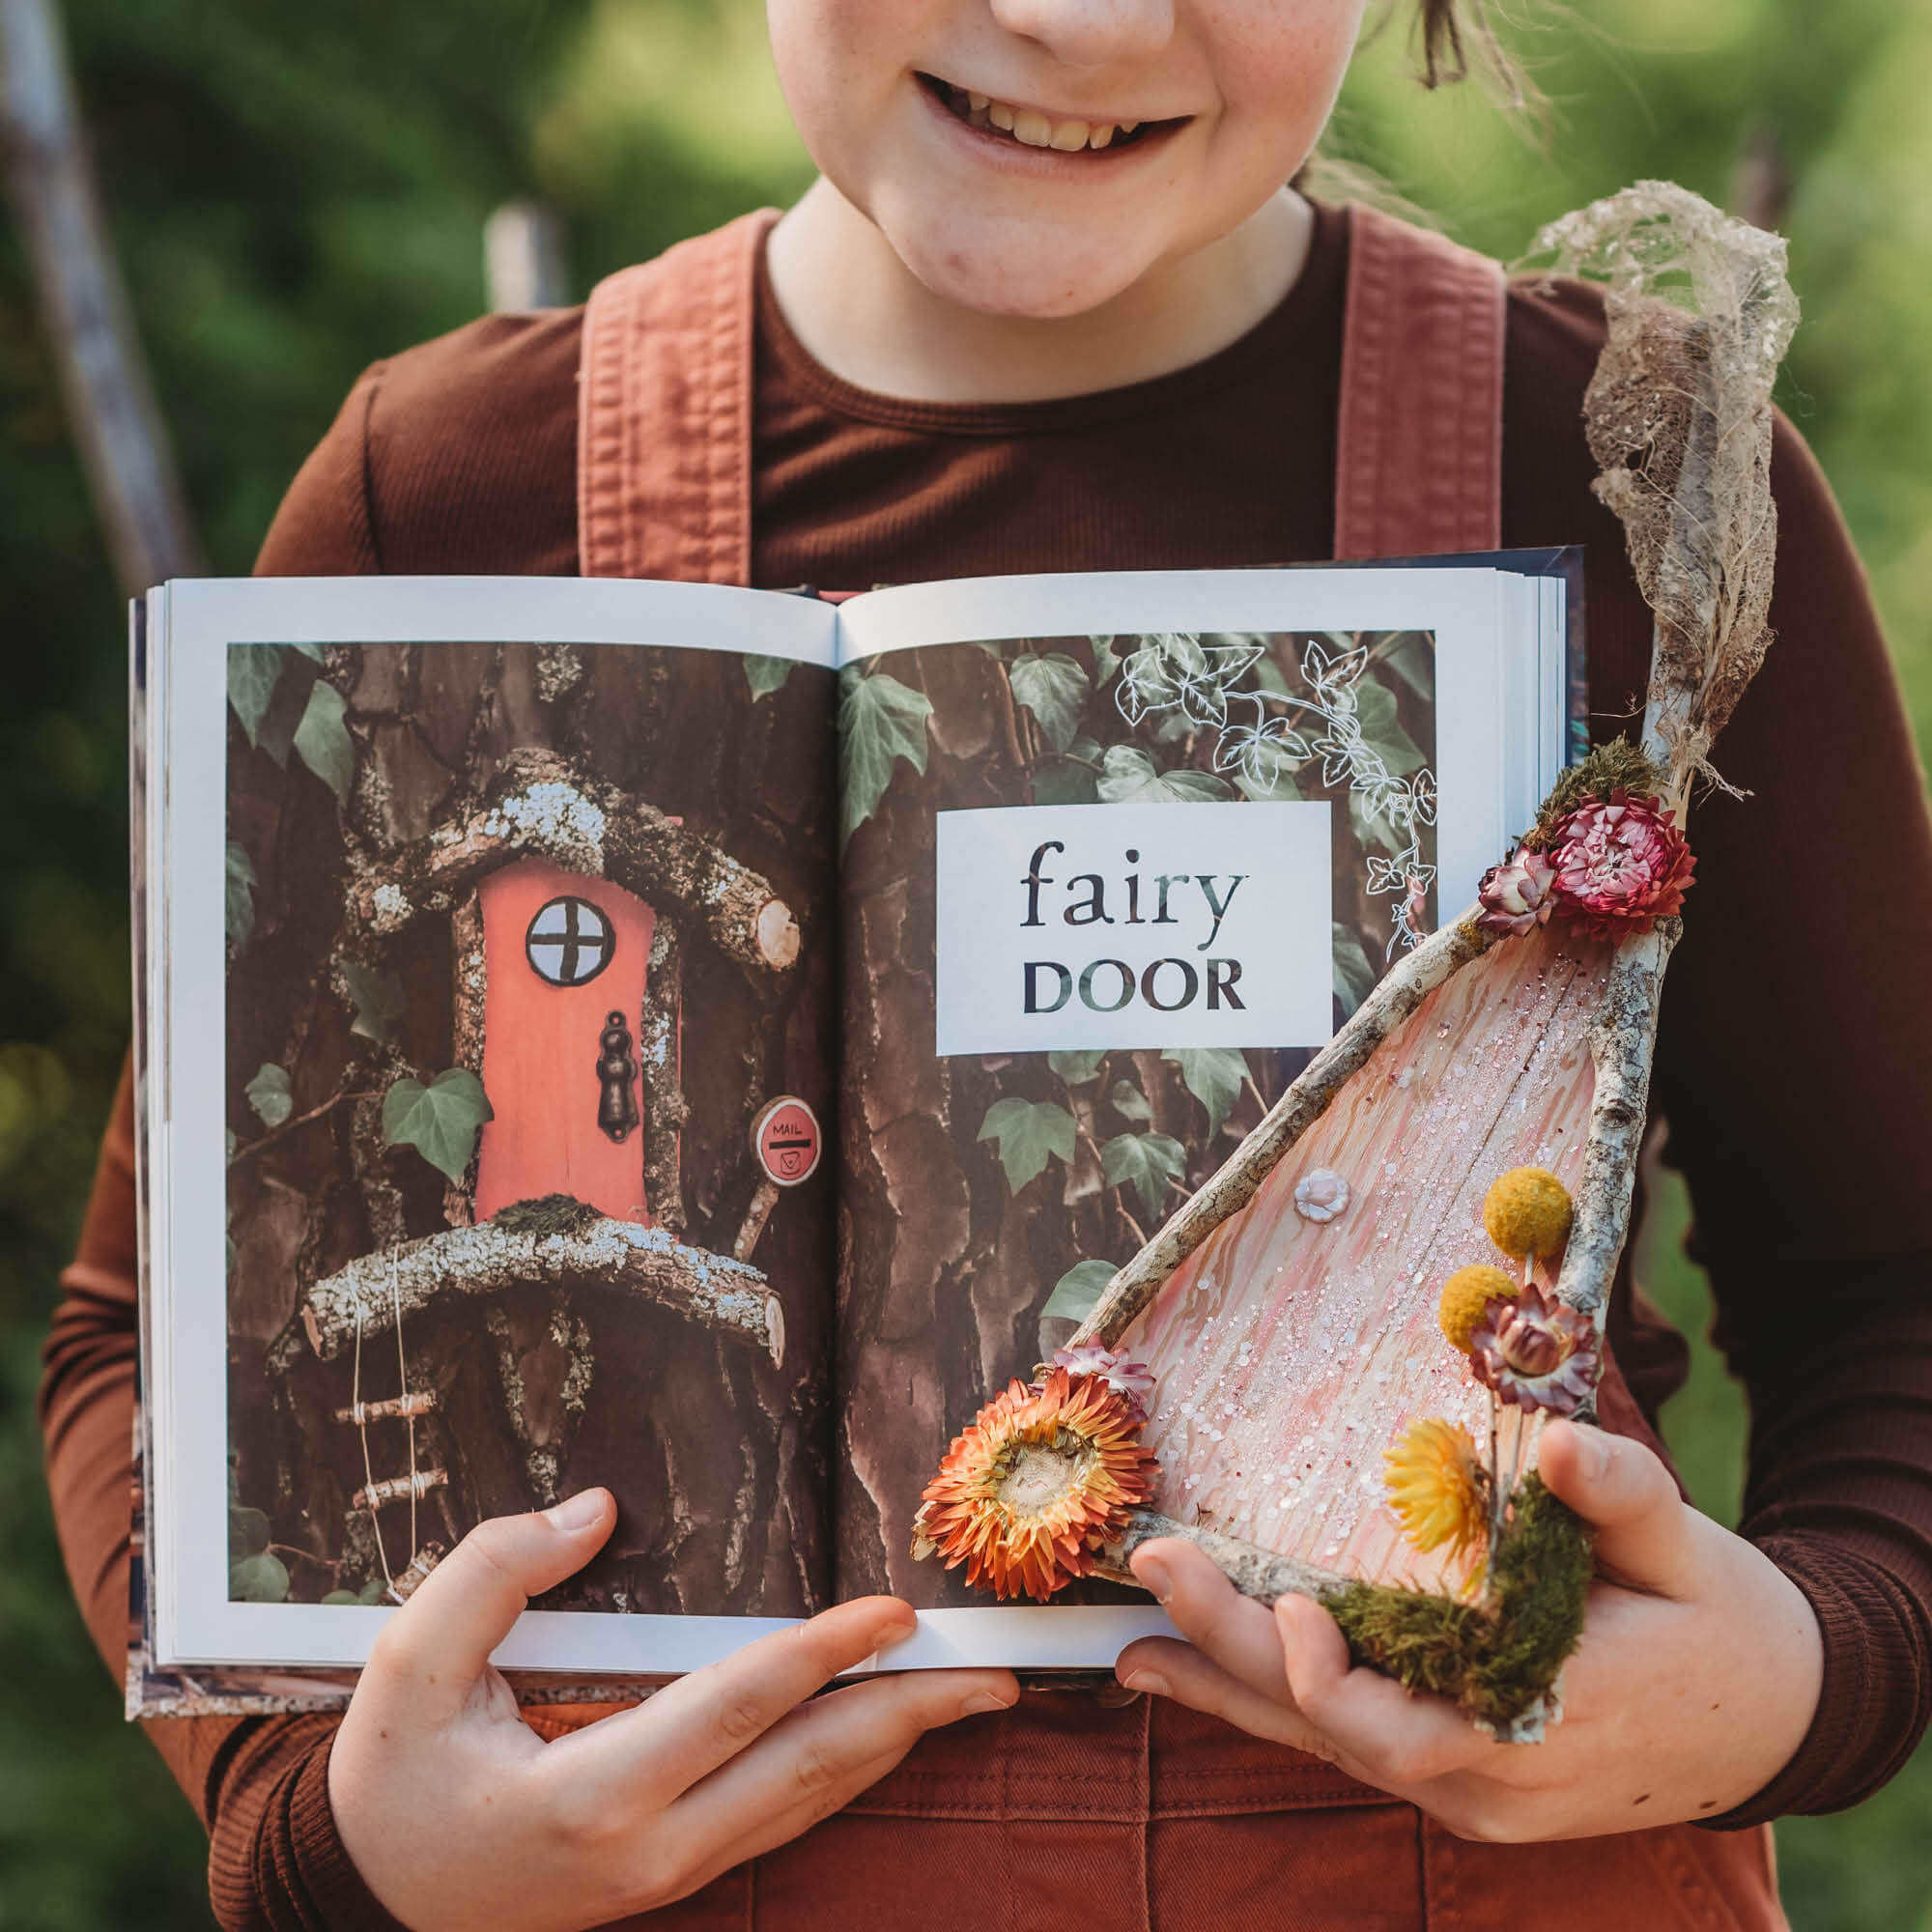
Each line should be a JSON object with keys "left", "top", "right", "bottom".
{"left": 1, "top": 1, "right": 1927, "bottom": 1923}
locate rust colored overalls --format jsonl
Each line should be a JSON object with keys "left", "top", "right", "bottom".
{"left": 547, "top": 206, "right": 1787, "bottom": 1932}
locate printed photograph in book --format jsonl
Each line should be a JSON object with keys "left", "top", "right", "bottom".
{"left": 222, "top": 638, "right": 836, "bottom": 1620}
{"left": 835, "top": 627, "right": 1437, "bottom": 1607}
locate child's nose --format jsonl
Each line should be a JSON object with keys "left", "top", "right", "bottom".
{"left": 988, "top": 0, "right": 1178, "bottom": 69}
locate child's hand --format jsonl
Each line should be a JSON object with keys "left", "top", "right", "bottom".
{"left": 1113, "top": 1421, "right": 1823, "bottom": 1840}
{"left": 329, "top": 1490, "right": 1017, "bottom": 1930}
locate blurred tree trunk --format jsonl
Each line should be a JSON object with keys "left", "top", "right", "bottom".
{"left": 1, "top": 0, "right": 202, "bottom": 592}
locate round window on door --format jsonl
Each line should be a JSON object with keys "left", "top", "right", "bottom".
{"left": 525, "top": 895, "right": 616, "bottom": 987}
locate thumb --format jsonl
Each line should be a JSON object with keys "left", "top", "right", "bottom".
{"left": 365, "top": 1489, "right": 615, "bottom": 1709}
{"left": 1535, "top": 1421, "right": 1695, "bottom": 1596}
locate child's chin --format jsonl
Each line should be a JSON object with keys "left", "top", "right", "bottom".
{"left": 893, "top": 227, "right": 1151, "bottom": 324}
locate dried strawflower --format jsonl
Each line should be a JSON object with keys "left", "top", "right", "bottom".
{"left": 1384, "top": 1418, "right": 1490, "bottom": 1575}
{"left": 1483, "top": 1167, "right": 1574, "bottom": 1261}
{"left": 1476, "top": 849, "right": 1557, "bottom": 937}
{"left": 1293, "top": 1168, "right": 1351, "bottom": 1223}
{"left": 1467, "top": 1282, "right": 1601, "bottom": 1415}
{"left": 1439, "top": 1264, "right": 1520, "bottom": 1352}
{"left": 911, "top": 1368, "right": 1157, "bottom": 1602}
{"left": 1546, "top": 790, "right": 1694, "bottom": 937}
{"left": 1049, "top": 1344, "right": 1157, "bottom": 1424}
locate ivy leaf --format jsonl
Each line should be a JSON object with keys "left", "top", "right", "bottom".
{"left": 1090, "top": 636, "right": 1122, "bottom": 686}
{"left": 227, "top": 643, "right": 287, "bottom": 745}
{"left": 339, "top": 959, "right": 406, "bottom": 1046}
{"left": 1101, "top": 1131, "right": 1187, "bottom": 1219}
{"left": 1162, "top": 1047, "right": 1248, "bottom": 1139}
{"left": 358, "top": 1576, "right": 388, "bottom": 1605}
{"left": 1333, "top": 922, "right": 1378, "bottom": 1018}
{"left": 1040, "top": 1259, "right": 1121, "bottom": 1325}
{"left": 1107, "top": 1078, "right": 1152, "bottom": 1125}
{"left": 225, "top": 840, "right": 257, "bottom": 947}
{"left": 1231, "top": 736, "right": 1305, "bottom": 803}
{"left": 1033, "top": 755, "right": 1099, "bottom": 805}
{"left": 1353, "top": 678, "right": 1427, "bottom": 777}
{"left": 1048, "top": 1049, "right": 1106, "bottom": 1087}
{"left": 244, "top": 1063, "right": 293, "bottom": 1128}
{"left": 1009, "top": 651, "right": 1092, "bottom": 753}
{"left": 321, "top": 1589, "right": 361, "bottom": 1606}
{"left": 976, "top": 1096, "right": 1076, "bottom": 1194}
{"left": 1383, "top": 632, "right": 1435, "bottom": 700}
{"left": 1349, "top": 788, "right": 1409, "bottom": 861}
{"left": 745, "top": 655, "right": 796, "bottom": 700}
{"left": 1095, "top": 744, "right": 1233, "bottom": 805}
{"left": 294, "top": 677, "right": 355, "bottom": 802}
{"left": 382, "top": 1067, "right": 495, "bottom": 1182}
{"left": 838, "top": 668, "right": 933, "bottom": 850}
{"left": 1034, "top": 732, "right": 1101, "bottom": 805}
{"left": 229, "top": 1551, "right": 291, "bottom": 1603}
{"left": 228, "top": 1504, "right": 270, "bottom": 1559}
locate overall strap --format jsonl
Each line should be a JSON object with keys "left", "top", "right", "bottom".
{"left": 1333, "top": 202, "right": 1507, "bottom": 559}
{"left": 575, "top": 200, "right": 1505, "bottom": 581}
{"left": 577, "top": 207, "right": 779, "bottom": 584}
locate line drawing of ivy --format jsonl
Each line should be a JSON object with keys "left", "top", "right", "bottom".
{"left": 1112, "top": 631, "right": 1436, "bottom": 955}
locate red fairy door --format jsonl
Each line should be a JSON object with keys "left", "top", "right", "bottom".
{"left": 473, "top": 857, "right": 658, "bottom": 1225}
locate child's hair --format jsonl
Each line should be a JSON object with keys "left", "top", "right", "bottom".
{"left": 1415, "top": 0, "right": 1528, "bottom": 104}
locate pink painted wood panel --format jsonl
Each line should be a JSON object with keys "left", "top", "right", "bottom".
{"left": 473, "top": 857, "right": 656, "bottom": 1226}
{"left": 1126, "top": 923, "right": 1610, "bottom": 1593}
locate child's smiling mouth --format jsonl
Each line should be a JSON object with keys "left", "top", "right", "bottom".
{"left": 916, "top": 72, "right": 1179, "bottom": 156}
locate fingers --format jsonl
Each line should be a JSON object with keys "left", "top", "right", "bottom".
{"left": 549, "top": 1595, "right": 923, "bottom": 1810}
{"left": 1274, "top": 1594, "right": 1486, "bottom": 1790}
{"left": 364, "top": 1490, "right": 616, "bottom": 1719}
{"left": 1117, "top": 1634, "right": 1330, "bottom": 1754}
{"left": 667, "top": 1669, "right": 1018, "bottom": 1856}
{"left": 1537, "top": 1420, "right": 1695, "bottom": 1596}
{"left": 1125, "top": 1540, "right": 1296, "bottom": 1702}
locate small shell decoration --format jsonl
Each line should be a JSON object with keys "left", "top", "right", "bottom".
{"left": 1293, "top": 1168, "right": 1350, "bottom": 1223}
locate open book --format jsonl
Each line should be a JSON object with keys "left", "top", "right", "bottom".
{"left": 130, "top": 558, "right": 1577, "bottom": 1709}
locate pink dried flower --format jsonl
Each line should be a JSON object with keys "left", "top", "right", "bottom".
{"left": 1476, "top": 849, "right": 1558, "bottom": 936}
{"left": 1467, "top": 1282, "right": 1601, "bottom": 1416}
{"left": 1051, "top": 1344, "right": 1157, "bottom": 1424}
{"left": 1546, "top": 790, "right": 1694, "bottom": 937}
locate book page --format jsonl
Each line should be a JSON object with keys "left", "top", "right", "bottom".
{"left": 830, "top": 569, "right": 1564, "bottom": 1664}
{"left": 149, "top": 577, "right": 842, "bottom": 1675}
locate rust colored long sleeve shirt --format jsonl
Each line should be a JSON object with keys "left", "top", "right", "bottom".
{"left": 41, "top": 203, "right": 1932, "bottom": 1927}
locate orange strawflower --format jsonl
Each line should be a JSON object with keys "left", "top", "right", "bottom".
{"left": 912, "top": 1368, "right": 1158, "bottom": 1602}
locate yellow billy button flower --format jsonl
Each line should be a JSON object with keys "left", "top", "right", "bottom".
{"left": 1482, "top": 1166, "right": 1575, "bottom": 1261}
{"left": 1438, "top": 1264, "right": 1519, "bottom": 1353}
{"left": 1384, "top": 1417, "right": 1490, "bottom": 1577}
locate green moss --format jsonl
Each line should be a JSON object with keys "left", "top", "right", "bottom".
{"left": 1528, "top": 738, "right": 1667, "bottom": 846}
{"left": 492, "top": 1193, "right": 602, "bottom": 1236}
{"left": 1321, "top": 1474, "right": 1593, "bottom": 1733}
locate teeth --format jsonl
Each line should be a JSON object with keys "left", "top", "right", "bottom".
{"left": 942, "top": 80, "right": 1137, "bottom": 153}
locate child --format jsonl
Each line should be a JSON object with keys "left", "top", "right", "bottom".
{"left": 42, "top": 0, "right": 1932, "bottom": 1925}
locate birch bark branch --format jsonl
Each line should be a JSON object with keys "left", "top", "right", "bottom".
{"left": 359, "top": 748, "right": 801, "bottom": 976}
{"left": 301, "top": 1215, "right": 784, "bottom": 1367}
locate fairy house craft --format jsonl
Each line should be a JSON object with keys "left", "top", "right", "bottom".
{"left": 913, "top": 185, "right": 1798, "bottom": 1739}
